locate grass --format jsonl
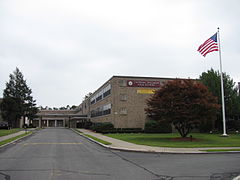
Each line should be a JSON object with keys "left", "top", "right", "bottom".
{"left": 73, "top": 129, "right": 112, "bottom": 145}
{"left": 105, "top": 133, "right": 240, "bottom": 148}
{"left": 84, "top": 134, "right": 112, "bottom": 145}
{"left": 0, "top": 129, "right": 22, "bottom": 137}
{"left": 74, "top": 129, "right": 83, "bottom": 134}
{"left": 0, "top": 131, "right": 32, "bottom": 146}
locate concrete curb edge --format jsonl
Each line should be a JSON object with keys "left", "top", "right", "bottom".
{"left": 0, "top": 131, "right": 34, "bottom": 148}
{"left": 71, "top": 128, "right": 240, "bottom": 154}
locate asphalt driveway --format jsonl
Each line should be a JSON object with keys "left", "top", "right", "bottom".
{"left": 0, "top": 128, "right": 239, "bottom": 180}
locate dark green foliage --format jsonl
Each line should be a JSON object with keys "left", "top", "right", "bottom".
{"left": 200, "top": 68, "right": 240, "bottom": 117}
{"left": 91, "top": 122, "right": 114, "bottom": 132}
{"left": 104, "top": 128, "right": 143, "bottom": 134}
{"left": 0, "top": 68, "right": 38, "bottom": 127}
{"left": 90, "top": 122, "right": 143, "bottom": 133}
{"left": 200, "top": 68, "right": 240, "bottom": 130}
{"left": 227, "top": 119, "right": 240, "bottom": 131}
{"left": 145, "top": 120, "right": 172, "bottom": 133}
{"left": 0, "top": 97, "right": 22, "bottom": 127}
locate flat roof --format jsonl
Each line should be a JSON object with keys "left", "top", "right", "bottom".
{"left": 87, "top": 75, "right": 192, "bottom": 99}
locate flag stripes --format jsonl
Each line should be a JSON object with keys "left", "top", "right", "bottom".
{"left": 198, "top": 33, "right": 218, "bottom": 57}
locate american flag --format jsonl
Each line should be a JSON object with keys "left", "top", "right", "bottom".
{"left": 198, "top": 33, "right": 218, "bottom": 57}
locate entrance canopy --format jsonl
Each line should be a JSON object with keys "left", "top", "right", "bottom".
{"left": 34, "top": 110, "right": 89, "bottom": 128}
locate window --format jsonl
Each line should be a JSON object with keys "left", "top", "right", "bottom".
{"left": 120, "top": 107, "right": 127, "bottom": 115}
{"left": 96, "top": 95, "right": 103, "bottom": 102}
{"left": 119, "top": 80, "right": 127, "bottom": 87}
{"left": 103, "top": 89, "right": 111, "bottom": 97}
{"left": 91, "top": 104, "right": 111, "bottom": 117}
{"left": 120, "top": 94, "right": 127, "bottom": 101}
{"left": 90, "top": 84, "right": 111, "bottom": 104}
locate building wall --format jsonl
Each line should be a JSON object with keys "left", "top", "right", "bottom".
{"left": 110, "top": 76, "right": 168, "bottom": 129}
{"left": 36, "top": 110, "right": 76, "bottom": 127}
{"left": 80, "top": 76, "right": 177, "bottom": 129}
{"left": 89, "top": 82, "right": 114, "bottom": 124}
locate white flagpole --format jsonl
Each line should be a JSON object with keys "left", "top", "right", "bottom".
{"left": 217, "top": 27, "right": 228, "bottom": 136}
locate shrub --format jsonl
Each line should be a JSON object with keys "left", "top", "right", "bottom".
{"left": 102, "top": 128, "right": 143, "bottom": 134}
{"left": 145, "top": 120, "right": 172, "bottom": 133}
{"left": 91, "top": 122, "right": 114, "bottom": 133}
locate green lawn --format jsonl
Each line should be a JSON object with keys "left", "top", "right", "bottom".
{"left": 105, "top": 133, "right": 240, "bottom": 148}
{"left": 73, "top": 129, "right": 112, "bottom": 145}
{"left": 0, "top": 132, "right": 32, "bottom": 146}
{"left": 84, "top": 134, "right": 112, "bottom": 145}
{"left": 0, "top": 129, "right": 22, "bottom": 137}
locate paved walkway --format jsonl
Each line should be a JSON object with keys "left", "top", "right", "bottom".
{"left": 77, "top": 129, "right": 240, "bottom": 154}
{"left": 0, "top": 130, "right": 30, "bottom": 142}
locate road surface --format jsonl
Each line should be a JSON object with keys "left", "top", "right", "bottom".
{"left": 0, "top": 128, "right": 239, "bottom": 180}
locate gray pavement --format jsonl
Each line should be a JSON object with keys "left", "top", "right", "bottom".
{"left": 77, "top": 128, "right": 240, "bottom": 154}
{"left": 0, "top": 128, "right": 155, "bottom": 180}
{"left": 0, "top": 128, "right": 239, "bottom": 180}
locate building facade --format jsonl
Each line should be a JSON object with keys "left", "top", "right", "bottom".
{"left": 77, "top": 76, "right": 178, "bottom": 129}
{"left": 34, "top": 110, "right": 88, "bottom": 128}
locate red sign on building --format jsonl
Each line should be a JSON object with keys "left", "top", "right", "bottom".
{"left": 127, "top": 80, "right": 161, "bottom": 87}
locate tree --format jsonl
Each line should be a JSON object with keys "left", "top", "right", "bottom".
{"left": 200, "top": 69, "right": 240, "bottom": 129}
{"left": 0, "top": 97, "right": 22, "bottom": 127}
{"left": 70, "top": 105, "right": 77, "bottom": 110}
{"left": 145, "top": 79, "right": 220, "bottom": 137}
{"left": 0, "top": 68, "right": 38, "bottom": 127}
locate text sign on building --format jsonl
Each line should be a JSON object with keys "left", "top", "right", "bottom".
{"left": 127, "top": 80, "right": 161, "bottom": 87}
{"left": 137, "top": 89, "right": 155, "bottom": 94}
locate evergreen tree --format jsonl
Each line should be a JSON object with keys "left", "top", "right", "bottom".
{"left": 0, "top": 68, "right": 38, "bottom": 127}
{"left": 200, "top": 69, "right": 240, "bottom": 130}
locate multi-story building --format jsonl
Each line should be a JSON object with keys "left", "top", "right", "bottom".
{"left": 34, "top": 76, "right": 185, "bottom": 129}
{"left": 76, "top": 76, "right": 179, "bottom": 129}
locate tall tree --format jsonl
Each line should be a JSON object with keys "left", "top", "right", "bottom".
{"left": 145, "top": 79, "right": 220, "bottom": 137}
{"left": 0, "top": 68, "right": 38, "bottom": 127}
{"left": 200, "top": 69, "right": 240, "bottom": 129}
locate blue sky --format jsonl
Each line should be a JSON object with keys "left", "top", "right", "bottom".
{"left": 1, "top": 0, "right": 240, "bottom": 107}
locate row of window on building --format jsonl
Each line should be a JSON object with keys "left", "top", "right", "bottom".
{"left": 91, "top": 103, "right": 111, "bottom": 117}
{"left": 91, "top": 84, "right": 111, "bottom": 105}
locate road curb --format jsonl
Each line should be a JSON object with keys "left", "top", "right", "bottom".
{"left": 0, "top": 131, "right": 33, "bottom": 148}
{"left": 71, "top": 129, "right": 240, "bottom": 154}
{"left": 71, "top": 128, "right": 110, "bottom": 147}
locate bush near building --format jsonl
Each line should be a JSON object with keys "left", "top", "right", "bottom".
{"left": 90, "top": 122, "right": 114, "bottom": 133}
{"left": 90, "top": 122, "right": 143, "bottom": 133}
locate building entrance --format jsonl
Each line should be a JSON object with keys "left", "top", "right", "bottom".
{"left": 56, "top": 120, "right": 63, "bottom": 127}
{"left": 48, "top": 120, "right": 64, "bottom": 127}
{"left": 49, "top": 120, "right": 55, "bottom": 127}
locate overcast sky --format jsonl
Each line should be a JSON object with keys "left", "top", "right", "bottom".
{"left": 0, "top": 0, "right": 240, "bottom": 107}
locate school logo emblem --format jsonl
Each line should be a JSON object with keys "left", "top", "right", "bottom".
{"left": 128, "top": 81, "right": 133, "bottom": 86}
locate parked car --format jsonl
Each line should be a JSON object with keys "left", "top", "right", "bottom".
{"left": 0, "top": 121, "right": 11, "bottom": 130}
